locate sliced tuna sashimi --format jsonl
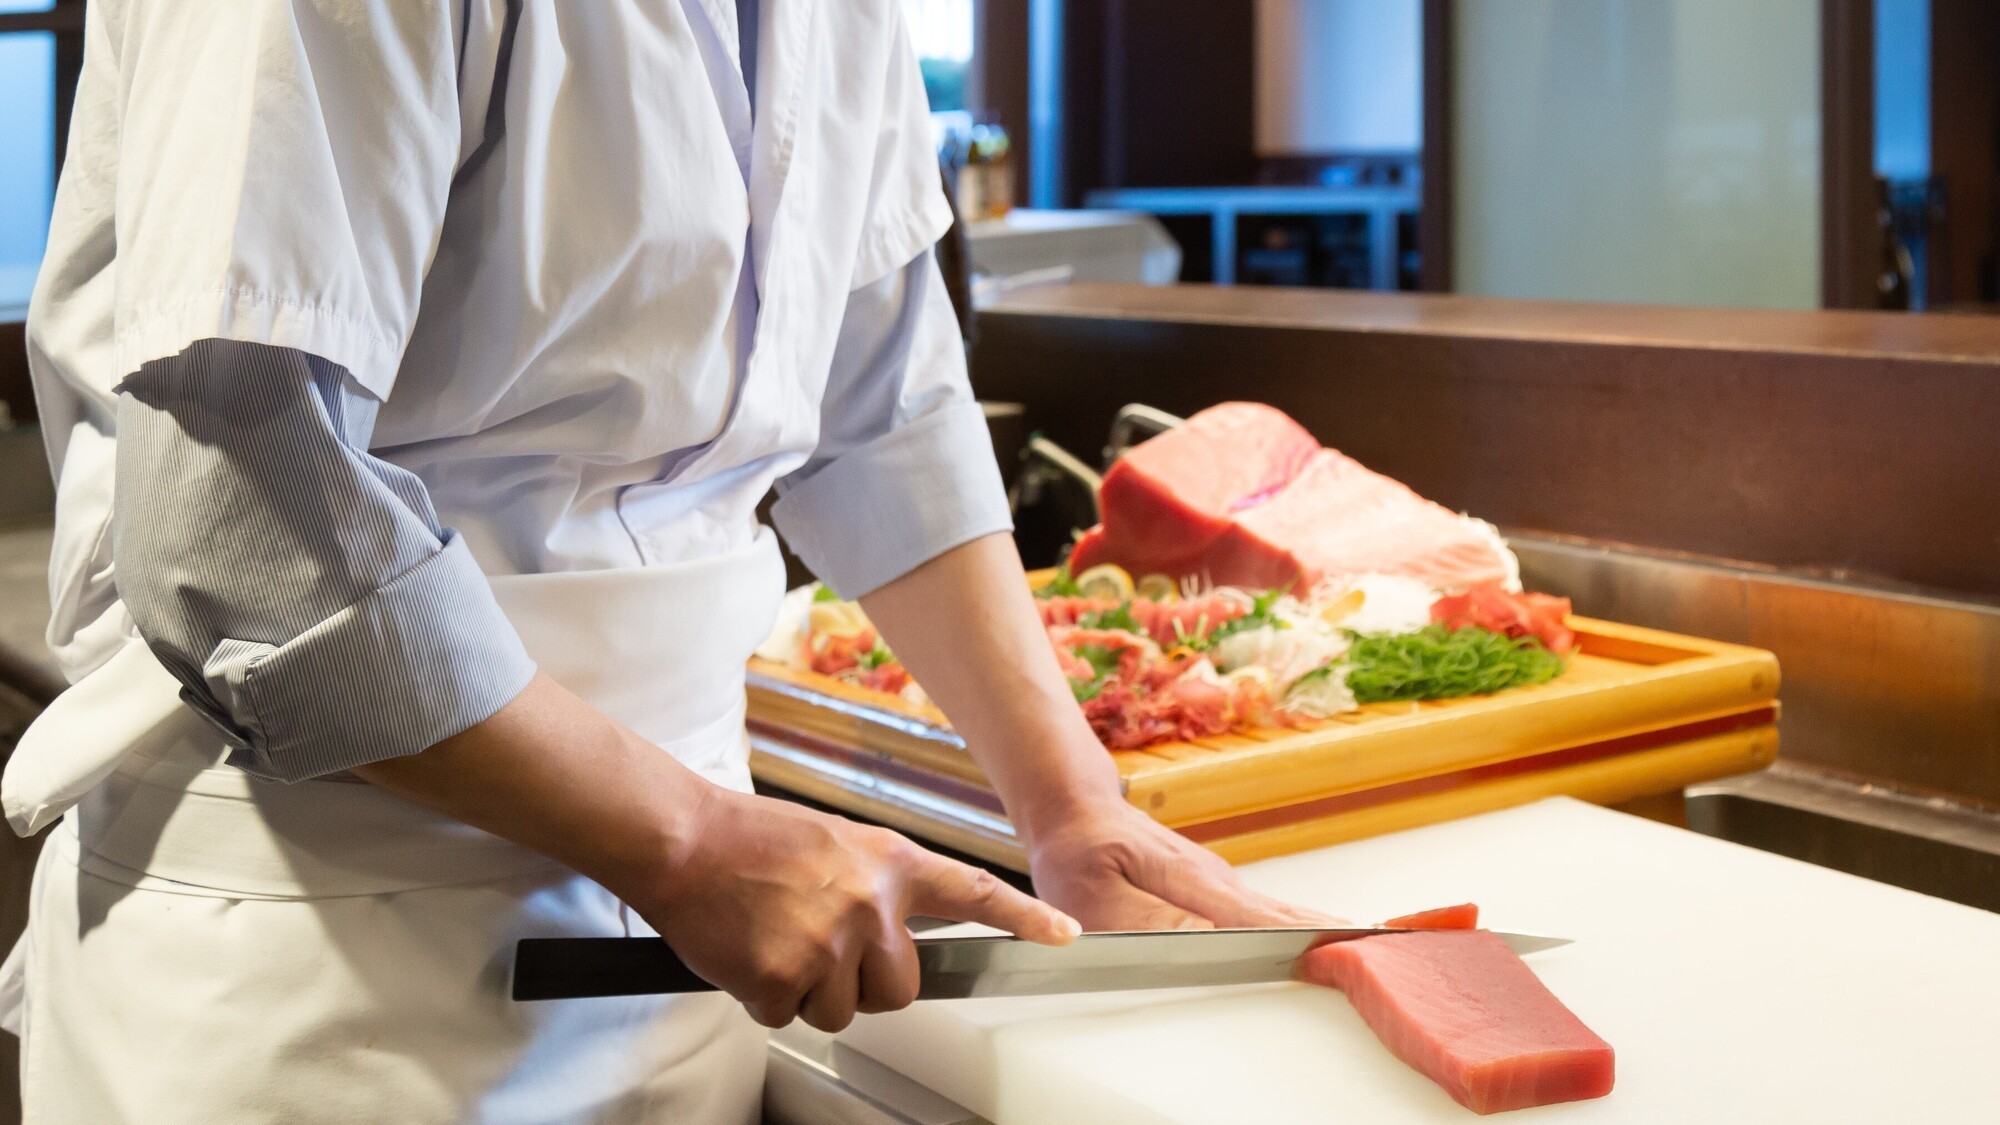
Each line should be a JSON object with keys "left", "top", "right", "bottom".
{"left": 1298, "top": 929, "right": 1614, "bottom": 1115}
{"left": 1213, "top": 449, "right": 1517, "bottom": 593}
{"left": 1382, "top": 903, "right": 1481, "bottom": 930}
{"left": 1069, "top": 403, "right": 1319, "bottom": 577}
{"left": 1037, "top": 593, "right": 1247, "bottom": 648}
{"left": 1431, "top": 584, "right": 1578, "bottom": 655}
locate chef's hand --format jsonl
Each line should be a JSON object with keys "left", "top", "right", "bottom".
{"left": 1024, "top": 797, "right": 1338, "bottom": 932}
{"left": 639, "top": 788, "right": 1078, "bottom": 1033}
{"left": 853, "top": 537, "right": 1335, "bottom": 934}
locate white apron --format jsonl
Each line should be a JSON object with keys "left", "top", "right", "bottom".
{"left": 3, "top": 532, "right": 787, "bottom": 1123}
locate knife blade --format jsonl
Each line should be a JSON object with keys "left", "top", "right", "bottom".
{"left": 511, "top": 927, "right": 1571, "bottom": 1002}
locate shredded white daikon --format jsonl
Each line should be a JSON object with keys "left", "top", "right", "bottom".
{"left": 1330, "top": 574, "right": 1440, "bottom": 636}
{"left": 1208, "top": 622, "right": 1350, "bottom": 690}
{"left": 1283, "top": 663, "right": 1359, "bottom": 718}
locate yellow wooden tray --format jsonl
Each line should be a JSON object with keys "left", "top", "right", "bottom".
{"left": 748, "top": 724, "right": 1778, "bottom": 871}
{"left": 748, "top": 614, "right": 1777, "bottom": 827}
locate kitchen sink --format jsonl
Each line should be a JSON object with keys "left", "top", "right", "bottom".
{"left": 1686, "top": 762, "right": 2000, "bottom": 914}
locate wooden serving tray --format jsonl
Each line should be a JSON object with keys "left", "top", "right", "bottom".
{"left": 750, "top": 722, "right": 1777, "bottom": 872}
{"left": 748, "top": 617, "right": 1779, "bottom": 823}
{"left": 746, "top": 613, "right": 1780, "bottom": 868}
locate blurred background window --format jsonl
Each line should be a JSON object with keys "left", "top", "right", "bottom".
{"left": 0, "top": 0, "right": 58, "bottom": 319}
{"left": 904, "top": 0, "right": 974, "bottom": 113}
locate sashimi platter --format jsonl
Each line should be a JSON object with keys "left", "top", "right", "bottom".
{"left": 761, "top": 404, "right": 1586, "bottom": 751}
{"left": 749, "top": 402, "right": 1779, "bottom": 868}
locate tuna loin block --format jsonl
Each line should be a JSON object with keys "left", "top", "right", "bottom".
{"left": 1298, "top": 930, "right": 1614, "bottom": 1115}
{"left": 1211, "top": 449, "right": 1516, "bottom": 592}
{"left": 1069, "top": 403, "right": 1319, "bottom": 577}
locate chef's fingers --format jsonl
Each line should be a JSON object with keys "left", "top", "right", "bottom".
{"left": 741, "top": 942, "right": 823, "bottom": 1029}
{"left": 1084, "top": 882, "right": 1214, "bottom": 932}
{"left": 856, "top": 927, "right": 920, "bottom": 1015}
{"left": 904, "top": 852, "right": 1079, "bottom": 946}
{"left": 1198, "top": 889, "right": 1344, "bottom": 929}
{"left": 1142, "top": 861, "right": 1321, "bottom": 929}
{"left": 1264, "top": 892, "right": 1344, "bottom": 920}
{"left": 744, "top": 993, "right": 805, "bottom": 1030}
{"left": 798, "top": 953, "right": 863, "bottom": 1033}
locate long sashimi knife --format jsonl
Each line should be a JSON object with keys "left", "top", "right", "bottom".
{"left": 511, "top": 927, "right": 1570, "bottom": 1002}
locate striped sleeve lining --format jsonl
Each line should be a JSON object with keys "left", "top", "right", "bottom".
{"left": 203, "top": 531, "right": 535, "bottom": 782}
{"left": 113, "top": 339, "right": 534, "bottom": 783}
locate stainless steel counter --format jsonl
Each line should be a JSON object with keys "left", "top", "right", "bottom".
{"left": 764, "top": 1025, "right": 986, "bottom": 1125}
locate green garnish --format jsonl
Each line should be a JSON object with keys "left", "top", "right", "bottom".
{"left": 1075, "top": 644, "right": 1122, "bottom": 678}
{"left": 1067, "top": 643, "right": 1123, "bottom": 702}
{"left": 860, "top": 642, "right": 896, "bottom": 670}
{"left": 1287, "top": 663, "right": 1338, "bottom": 692}
{"left": 1076, "top": 601, "right": 1144, "bottom": 634}
{"left": 812, "top": 583, "right": 843, "bottom": 603}
{"left": 1035, "top": 563, "right": 1083, "bottom": 599}
{"left": 1344, "top": 625, "right": 1564, "bottom": 703}
{"left": 1199, "top": 589, "right": 1289, "bottom": 649}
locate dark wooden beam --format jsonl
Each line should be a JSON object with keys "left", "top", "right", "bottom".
{"left": 1820, "top": 0, "right": 1880, "bottom": 309}
{"left": 975, "top": 0, "right": 1031, "bottom": 205}
{"left": 0, "top": 7, "right": 83, "bottom": 34}
{"left": 1419, "top": 0, "right": 1453, "bottom": 292}
{"left": 51, "top": 0, "right": 86, "bottom": 179}
{"left": 0, "top": 321, "right": 30, "bottom": 426}
{"left": 1927, "top": 0, "right": 2000, "bottom": 307}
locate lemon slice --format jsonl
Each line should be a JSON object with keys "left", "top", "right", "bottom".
{"left": 1317, "top": 588, "right": 1366, "bottom": 627}
{"left": 1135, "top": 573, "right": 1179, "bottom": 603}
{"left": 1074, "top": 563, "right": 1135, "bottom": 602}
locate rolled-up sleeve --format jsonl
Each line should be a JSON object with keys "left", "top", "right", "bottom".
{"left": 114, "top": 341, "right": 536, "bottom": 782}
{"left": 90, "top": 2, "right": 523, "bottom": 781}
{"left": 771, "top": 251, "right": 1013, "bottom": 598}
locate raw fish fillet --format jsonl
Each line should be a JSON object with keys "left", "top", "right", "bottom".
{"left": 1071, "top": 404, "right": 1515, "bottom": 593}
{"left": 1298, "top": 929, "right": 1615, "bottom": 1115}
{"left": 1383, "top": 903, "right": 1480, "bottom": 930}
{"left": 1211, "top": 450, "right": 1516, "bottom": 593}
{"left": 1069, "top": 403, "right": 1319, "bottom": 577}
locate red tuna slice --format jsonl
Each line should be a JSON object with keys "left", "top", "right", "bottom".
{"left": 1213, "top": 450, "right": 1516, "bottom": 593}
{"left": 1298, "top": 930, "right": 1614, "bottom": 1115}
{"left": 1069, "top": 403, "right": 1320, "bottom": 577}
{"left": 1383, "top": 903, "right": 1480, "bottom": 930}
{"left": 1432, "top": 585, "right": 1578, "bottom": 655}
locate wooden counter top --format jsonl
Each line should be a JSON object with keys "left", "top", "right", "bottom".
{"left": 987, "top": 283, "right": 2000, "bottom": 365}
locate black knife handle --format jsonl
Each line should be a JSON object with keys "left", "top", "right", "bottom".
{"left": 511, "top": 938, "right": 716, "bottom": 1001}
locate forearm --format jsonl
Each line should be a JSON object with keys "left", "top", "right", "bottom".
{"left": 362, "top": 668, "right": 1078, "bottom": 1031}
{"left": 858, "top": 533, "right": 1124, "bottom": 839}
{"left": 353, "top": 671, "right": 712, "bottom": 904}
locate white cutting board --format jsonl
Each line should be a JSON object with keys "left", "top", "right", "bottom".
{"left": 838, "top": 798, "right": 2000, "bottom": 1123}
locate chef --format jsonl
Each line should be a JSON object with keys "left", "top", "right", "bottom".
{"left": 4, "top": 1, "right": 1318, "bottom": 1121}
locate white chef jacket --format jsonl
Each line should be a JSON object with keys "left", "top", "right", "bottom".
{"left": 6, "top": 1, "right": 1012, "bottom": 1120}
{"left": 24, "top": 0, "right": 1009, "bottom": 791}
